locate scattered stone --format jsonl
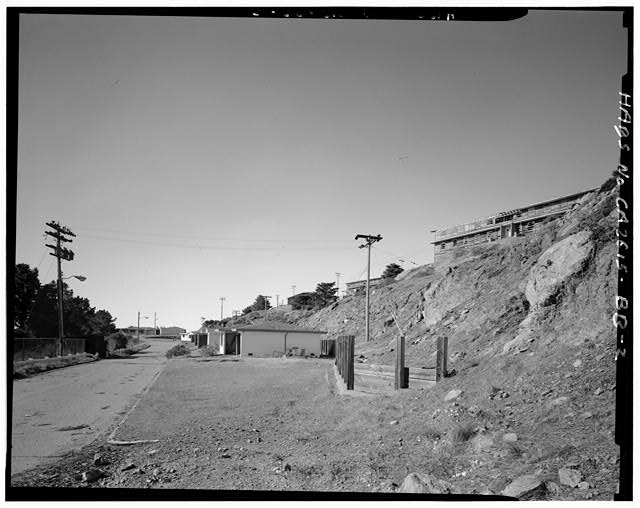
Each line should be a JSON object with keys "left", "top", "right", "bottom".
{"left": 390, "top": 420, "right": 399, "bottom": 425}
{"left": 578, "top": 481, "right": 590, "bottom": 490}
{"left": 398, "top": 473, "right": 461, "bottom": 494}
{"left": 582, "top": 412, "right": 593, "bottom": 419}
{"left": 471, "top": 435, "right": 493, "bottom": 452}
{"left": 82, "top": 469, "right": 104, "bottom": 483}
{"left": 548, "top": 396, "right": 569, "bottom": 407}
{"left": 467, "top": 405, "right": 481, "bottom": 416}
{"left": 547, "top": 481, "right": 560, "bottom": 493}
{"left": 572, "top": 359, "right": 582, "bottom": 368}
{"left": 221, "top": 453, "right": 231, "bottom": 458}
{"left": 594, "top": 388, "right": 603, "bottom": 396}
{"left": 284, "top": 463, "right": 291, "bottom": 472}
{"left": 558, "top": 468, "right": 582, "bottom": 488}
{"left": 503, "top": 433, "right": 518, "bottom": 443}
{"left": 148, "top": 449, "right": 158, "bottom": 456}
{"left": 444, "top": 389, "right": 462, "bottom": 402}
{"left": 502, "top": 475, "right": 546, "bottom": 499}
{"left": 121, "top": 463, "right": 136, "bottom": 472}
{"left": 92, "top": 453, "right": 109, "bottom": 466}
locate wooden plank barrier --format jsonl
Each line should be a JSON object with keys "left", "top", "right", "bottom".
{"left": 335, "top": 335, "right": 355, "bottom": 390}
{"left": 436, "top": 336, "right": 448, "bottom": 382}
{"left": 395, "top": 335, "right": 407, "bottom": 390}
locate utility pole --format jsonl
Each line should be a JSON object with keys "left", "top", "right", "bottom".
{"left": 355, "top": 234, "right": 383, "bottom": 342}
{"left": 45, "top": 221, "right": 76, "bottom": 356}
{"left": 291, "top": 285, "right": 296, "bottom": 296}
{"left": 336, "top": 272, "right": 342, "bottom": 299}
{"left": 219, "top": 297, "right": 225, "bottom": 322}
{"left": 276, "top": 294, "right": 280, "bottom": 307}
{"left": 154, "top": 312, "right": 157, "bottom": 332}
{"left": 137, "top": 311, "right": 140, "bottom": 343}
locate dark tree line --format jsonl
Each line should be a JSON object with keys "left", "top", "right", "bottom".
{"left": 13, "top": 263, "right": 116, "bottom": 338}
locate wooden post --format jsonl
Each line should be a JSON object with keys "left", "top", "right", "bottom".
{"left": 347, "top": 335, "right": 354, "bottom": 390}
{"left": 436, "top": 337, "right": 448, "bottom": 382}
{"left": 395, "top": 335, "right": 405, "bottom": 390}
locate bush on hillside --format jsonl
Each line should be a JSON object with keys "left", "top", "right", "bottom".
{"left": 104, "top": 331, "right": 131, "bottom": 352}
{"left": 166, "top": 343, "right": 190, "bottom": 358}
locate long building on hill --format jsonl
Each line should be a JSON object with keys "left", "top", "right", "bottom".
{"left": 430, "top": 188, "right": 596, "bottom": 264}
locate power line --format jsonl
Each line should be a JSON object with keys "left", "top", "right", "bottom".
{"left": 79, "top": 232, "right": 354, "bottom": 252}
{"left": 75, "top": 226, "right": 352, "bottom": 248}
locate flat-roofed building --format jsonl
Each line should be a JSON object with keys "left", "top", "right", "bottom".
{"left": 430, "top": 188, "right": 596, "bottom": 264}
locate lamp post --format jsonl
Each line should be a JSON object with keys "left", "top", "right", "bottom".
{"left": 137, "top": 312, "right": 150, "bottom": 342}
{"left": 59, "top": 274, "right": 86, "bottom": 355}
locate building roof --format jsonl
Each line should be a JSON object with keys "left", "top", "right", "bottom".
{"left": 230, "top": 321, "right": 327, "bottom": 334}
{"left": 160, "top": 326, "right": 186, "bottom": 334}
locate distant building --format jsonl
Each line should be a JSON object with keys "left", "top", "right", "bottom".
{"left": 118, "top": 326, "right": 158, "bottom": 337}
{"left": 430, "top": 188, "right": 596, "bottom": 264}
{"left": 157, "top": 326, "right": 186, "bottom": 339}
{"left": 214, "top": 322, "right": 327, "bottom": 357}
{"left": 345, "top": 277, "right": 383, "bottom": 296}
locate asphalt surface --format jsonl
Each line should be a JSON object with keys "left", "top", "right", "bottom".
{"left": 9, "top": 339, "right": 177, "bottom": 476}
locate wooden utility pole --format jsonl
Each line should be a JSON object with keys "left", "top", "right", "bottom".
{"left": 335, "top": 272, "right": 342, "bottom": 299}
{"left": 45, "top": 221, "right": 76, "bottom": 356}
{"left": 219, "top": 297, "right": 225, "bottom": 321}
{"left": 355, "top": 234, "right": 382, "bottom": 342}
{"left": 137, "top": 311, "right": 140, "bottom": 343}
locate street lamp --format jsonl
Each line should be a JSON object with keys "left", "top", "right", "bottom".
{"left": 59, "top": 273, "right": 86, "bottom": 356}
{"left": 63, "top": 275, "right": 87, "bottom": 282}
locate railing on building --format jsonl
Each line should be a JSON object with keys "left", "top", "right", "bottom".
{"left": 434, "top": 197, "right": 583, "bottom": 244}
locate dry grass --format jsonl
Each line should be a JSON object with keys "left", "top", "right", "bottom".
{"left": 451, "top": 422, "right": 476, "bottom": 446}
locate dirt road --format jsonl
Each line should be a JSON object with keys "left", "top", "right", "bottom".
{"left": 10, "top": 339, "right": 176, "bottom": 475}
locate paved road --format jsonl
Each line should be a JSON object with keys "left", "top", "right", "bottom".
{"left": 10, "top": 339, "right": 177, "bottom": 476}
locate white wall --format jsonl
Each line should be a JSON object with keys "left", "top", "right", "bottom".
{"left": 240, "top": 331, "right": 325, "bottom": 357}
{"left": 284, "top": 332, "right": 324, "bottom": 356}
{"left": 241, "top": 331, "right": 285, "bottom": 357}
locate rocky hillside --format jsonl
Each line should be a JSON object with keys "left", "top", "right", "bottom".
{"left": 229, "top": 177, "right": 619, "bottom": 499}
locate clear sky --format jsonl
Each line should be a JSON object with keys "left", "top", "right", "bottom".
{"left": 15, "top": 10, "right": 627, "bottom": 330}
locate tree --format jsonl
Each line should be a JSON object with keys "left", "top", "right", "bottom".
{"left": 93, "top": 309, "right": 117, "bottom": 336}
{"left": 243, "top": 294, "right": 272, "bottom": 314}
{"left": 289, "top": 292, "right": 318, "bottom": 311}
{"left": 313, "top": 282, "right": 338, "bottom": 308}
{"left": 382, "top": 263, "right": 404, "bottom": 279}
{"left": 26, "top": 280, "right": 116, "bottom": 338}
{"left": 27, "top": 281, "right": 63, "bottom": 337}
{"left": 14, "top": 264, "right": 40, "bottom": 332}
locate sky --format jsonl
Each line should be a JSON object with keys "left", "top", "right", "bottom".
{"left": 14, "top": 9, "right": 627, "bottom": 330}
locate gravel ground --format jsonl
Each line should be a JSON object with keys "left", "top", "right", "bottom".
{"left": 10, "top": 352, "right": 619, "bottom": 499}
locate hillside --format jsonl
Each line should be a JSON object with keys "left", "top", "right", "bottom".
{"left": 228, "top": 178, "right": 619, "bottom": 498}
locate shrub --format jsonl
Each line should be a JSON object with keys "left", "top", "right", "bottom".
{"left": 451, "top": 422, "right": 476, "bottom": 446}
{"left": 423, "top": 426, "right": 442, "bottom": 441}
{"left": 105, "top": 331, "right": 131, "bottom": 352}
{"left": 201, "top": 345, "right": 218, "bottom": 357}
{"left": 166, "top": 343, "right": 190, "bottom": 358}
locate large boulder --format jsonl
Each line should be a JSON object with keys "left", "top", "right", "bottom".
{"left": 525, "top": 230, "right": 594, "bottom": 309}
{"left": 398, "top": 473, "right": 461, "bottom": 494}
{"left": 502, "top": 475, "right": 546, "bottom": 499}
